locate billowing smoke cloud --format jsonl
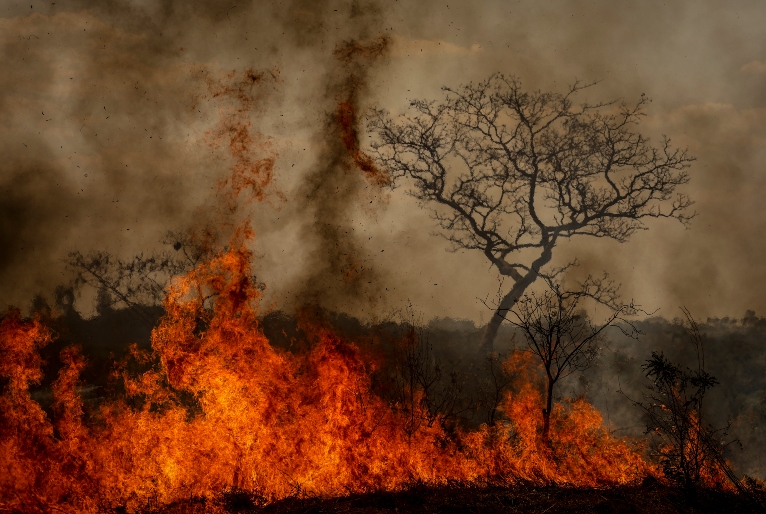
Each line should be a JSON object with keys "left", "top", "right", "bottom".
{"left": 0, "top": 7, "right": 207, "bottom": 308}
{"left": 0, "top": 0, "right": 395, "bottom": 316}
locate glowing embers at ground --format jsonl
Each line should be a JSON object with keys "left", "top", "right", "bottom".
{"left": 2, "top": 235, "right": 656, "bottom": 513}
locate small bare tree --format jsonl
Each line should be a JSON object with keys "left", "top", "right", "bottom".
{"left": 65, "top": 232, "right": 233, "bottom": 326}
{"left": 370, "top": 74, "right": 694, "bottom": 351}
{"left": 499, "top": 276, "right": 638, "bottom": 444}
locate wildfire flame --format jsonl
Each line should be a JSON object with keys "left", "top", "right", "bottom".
{"left": 0, "top": 229, "right": 662, "bottom": 513}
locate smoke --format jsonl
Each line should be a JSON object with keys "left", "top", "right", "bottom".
{"left": 0, "top": 8, "right": 199, "bottom": 308}
{"left": 291, "top": 35, "right": 391, "bottom": 316}
{"left": 574, "top": 315, "right": 766, "bottom": 480}
{"left": 0, "top": 1, "right": 396, "bottom": 317}
{"left": 3, "top": 1, "right": 766, "bottom": 322}
{"left": 0, "top": 5, "right": 227, "bottom": 310}
{"left": 0, "top": 149, "right": 81, "bottom": 301}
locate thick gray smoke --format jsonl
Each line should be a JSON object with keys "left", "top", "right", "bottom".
{"left": 0, "top": 0, "right": 398, "bottom": 318}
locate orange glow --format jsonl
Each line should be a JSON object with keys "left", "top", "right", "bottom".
{"left": 200, "top": 67, "right": 281, "bottom": 206}
{"left": 333, "top": 37, "right": 392, "bottom": 187}
{"left": 336, "top": 99, "right": 390, "bottom": 187}
{"left": 0, "top": 230, "right": 665, "bottom": 513}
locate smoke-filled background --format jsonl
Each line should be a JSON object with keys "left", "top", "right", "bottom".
{"left": 2, "top": 0, "right": 765, "bottom": 322}
{"left": 2, "top": 0, "right": 766, "bottom": 477}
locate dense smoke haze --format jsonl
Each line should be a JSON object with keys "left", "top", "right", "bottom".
{"left": 1, "top": 0, "right": 765, "bottom": 322}
{"left": 3, "top": 1, "right": 766, "bottom": 505}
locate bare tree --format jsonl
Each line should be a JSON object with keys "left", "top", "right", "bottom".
{"left": 66, "top": 232, "right": 215, "bottom": 326}
{"left": 499, "top": 276, "right": 638, "bottom": 444}
{"left": 369, "top": 74, "right": 694, "bottom": 351}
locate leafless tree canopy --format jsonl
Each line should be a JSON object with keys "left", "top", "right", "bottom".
{"left": 66, "top": 232, "right": 214, "bottom": 326}
{"left": 369, "top": 74, "right": 695, "bottom": 350}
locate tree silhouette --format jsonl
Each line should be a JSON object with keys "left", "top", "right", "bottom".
{"left": 370, "top": 74, "right": 694, "bottom": 351}
{"left": 499, "top": 276, "right": 637, "bottom": 444}
{"left": 66, "top": 232, "right": 214, "bottom": 327}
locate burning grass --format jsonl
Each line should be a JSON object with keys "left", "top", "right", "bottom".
{"left": 1, "top": 232, "right": 750, "bottom": 513}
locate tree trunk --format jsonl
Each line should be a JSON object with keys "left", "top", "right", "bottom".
{"left": 480, "top": 281, "right": 527, "bottom": 353}
{"left": 542, "top": 374, "right": 554, "bottom": 446}
{"left": 480, "top": 244, "right": 555, "bottom": 353}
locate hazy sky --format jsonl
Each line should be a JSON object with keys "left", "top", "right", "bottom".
{"left": 2, "top": 0, "right": 766, "bottom": 323}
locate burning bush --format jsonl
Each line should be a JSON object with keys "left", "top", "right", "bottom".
{"left": 626, "top": 310, "right": 742, "bottom": 494}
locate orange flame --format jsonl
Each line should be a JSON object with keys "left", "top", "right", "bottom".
{"left": 0, "top": 233, "right": 661, "bottom": 513}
